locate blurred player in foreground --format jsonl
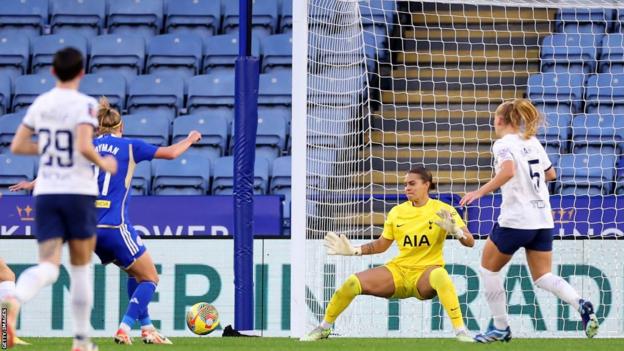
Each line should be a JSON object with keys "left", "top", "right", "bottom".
{"left": 301, "top": 167, "right": 475, "bottom": 342}
{"left": 2, "top": 47, "right": 117, "bottom": 351}
{"left": 0, "top": 259, "right": 28, "bottom": 345}
{"left": 460, "top": 98, "right": 599, "bottom": 342}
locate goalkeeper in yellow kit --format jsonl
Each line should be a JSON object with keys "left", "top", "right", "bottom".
{"left": 301, "top": 167, "right": 476, "bottom": 342}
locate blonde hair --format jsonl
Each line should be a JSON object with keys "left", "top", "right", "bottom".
{"left": 495, "top": 98, "right": 541, "bottom": 139}
{"left": 96, "top": 97, "right": 122, "bottom": 136}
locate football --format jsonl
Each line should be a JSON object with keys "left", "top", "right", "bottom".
{"left": 186, "top": 302, "right": 220, "bottom": 335}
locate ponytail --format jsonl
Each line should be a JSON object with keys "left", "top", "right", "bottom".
{"left": 96, "top": 96, "right": 121, "bottom": 136}
{"left": 495, "top": 98, "right": 541, "bottom": 139}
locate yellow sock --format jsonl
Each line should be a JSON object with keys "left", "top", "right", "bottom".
{"left": 429, "top": 267, "right": 465, "bottom": 330}
{"left": 323, "top": 274, "right": 362, "bottom": 324}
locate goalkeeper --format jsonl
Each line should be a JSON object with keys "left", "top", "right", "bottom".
{"left": 301, "top": 167, "right": 475, "bottom": 342}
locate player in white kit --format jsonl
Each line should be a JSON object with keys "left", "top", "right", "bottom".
{"left": 460, "top": 99, "right": 599, "bottom": 342}
{"left": 1, "top": 47, "right": 117, "bottom": 351}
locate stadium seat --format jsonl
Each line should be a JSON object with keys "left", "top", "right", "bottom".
{"left": 202, "top": 34, "right": 260, "bottom": 74}
{"left": 164, "top": 0, "right": 221, "bottom": 37}
{"left": 308, "top": 27, "right": 365, "bottom": 67}
{"left": 599, "top": 34, "right": 624, "bottom": 73}
{"left": 0, "top": 111, "right": 25, "bottom": 153}
{"left": 108, "top": 0, "right": 164, "bottom": 40}
{"left": 79, "top": 73, "right": 127, "bottom": 111}
{"left": 131, "top": 160, "right": 151, "bottom": 195}
{"left": 537, "top": 111, "right": 572, "bottom": 153}
{"left": 280, "top": 0, "right": 292, "bottom": 33}
{"left": 307, "top": 67, "right": 367, "bottom": 106}
{"left": 31, "top": 34, "right": 88, "bottom": 74}
{"left": 146, "top": 34, "right": 203, "bottom": 79}
{"left": 571, "top": 114, "right": 624, "bottom": 154}
{"left": 212, "top": 156, "right": 270, "bottom": 195}
{"left": 151, "top": 154, "right": 211, "bottom": 195}
{"left": 0, "top": 0, "right": 47, "bottom": 39}
{"left": 0, "top": 73, "right": 11, "bottom": 115}
{"left": 258, "top": 71, "right": 292, "bottom": 113}
{"left": 360, "top": 0, "right": 395, "bottom": 62}
{"left": 122, "top": 113, "right": 170, "bottom": 146}
{"left": 223, "top": 0, "right": 279, "bottom": 38}
{"left": 556, "top": 9, "right": 613, "bottom": 35}
{"left": 585, "top": 73, "right": 624, "bottom": 114}
{"left": 127, "top": 74, "right": 184, "bottom": 119}
{"left": 271, "top": 156, "right": 291, "bottom": 219}
{"left": 89, "top": 34, "right": 145, "bottom": 83}
{"left": 50, "top": 0, "right": 106, "bottom": 38}
{"left": 0, "top": 154, "right": 36, "bottom": 195}
{"left": 260, "top": 34, "right": 292, "bottom": 73}
{"left": 556, "top": 153, "right": 617, "bottom": 195}
{"left": 172, "top": 112, "right": 229, "bottom": 161}
{"left": 0, "top": 35, "right": 29, "bottom": 79}
{"left": 540, "top": 33, "right": 601, "bottom": 74}
{"left": 255, "top": 114, "right": 287, "bottom": 161}
{"left": 13, "top": 74, "right": 55, "bottom": 112}
{"left": 187, "top": 73, "right": 235, "bottom": 115}
{"left": 526, "top": 72, "right": 585, "bottom": 114}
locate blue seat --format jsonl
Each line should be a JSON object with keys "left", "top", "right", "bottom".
{"left": 360, "top": 0, "right": 394, "bottom": 61}
{"left": 164, "top": 0, "right": 220, "bottom": 37}
{"left": 108, "top": 0, "right": 164, "bottom": 40}
{"left": 0, "top": 0, "right": 47, "bottom": 39}
{"left": 79, "top": 73, "right": 127, "bottom": 111}
{"left": 50, "top": 0, "right": 106, "bottom": 38}
{"left": 258, "top": 71, "right": 291, "bottom": 108}
{"left": 270, "top": 155, "right": 291, "bottom": 193}
{"left": 557, "top": 153, "right": 617, "bottom": 195}
{"left": 187, "top": 73, "right": 235, "bottom": 115}
{"left": 585, "top": 73, "right": 624, "bottom": 114}
{"left": 556, "top": 9, "right": 613, "bottom": 35}
{"left": 571, "top": 114, "right": 624, "bottom": 154}
{"left": 122, "top": 113, "right": 170, "bottom": 146}
{"left": 202, "top": 34, "right": 260, "bottom": 74}
{"left": 212, "top": 156, "right": 270, "bottom": 195}
{"left": 89, "top": 34, "right": 145, "bottom": 82}
{"left": 261, "top": 34, "right": 292, "bottom": 73}
{"left": 131, "top": 160, "right": 151, "bottom": 195}
{"left": 151, "top": 154, "right": 210, "bottom": 195}
{"left": 0, "top": 35, "right": 29, "bottom": 79}
{"left": 0, "top": 111, "right": 25, "bottom": 152}
{"left": 526, "top": 72, "right": 585, "bottom": 114}
{"left": 127, "top": 74, "right": 184, "bottom": 119}
{"left": 13, "top": 74, "right": 55, "bottom": 111}
{"left": 31, "top": 34, "right": 88, "bottom": 74}
{"left": 599, "top": 34, "right": 624, "bottom": 73}
{"left": 0, "top": 154, "right": 36, "bottom": 194}
{"left": 307, "top": 67, "right": 366, "bottom": 106}
{"left": 223, "top": 0, "right": 279, "bottom": 38}
{"left": 256, "top": 113, "right": 287, "bottom": 160}
{"left": 537, "top": 111, "right": 572, "bottom": 153}
{"left": 540, "top": 34, "right": 601, "bottom": 74}
{"left": 280, "top": 0, "right": 292, "bottom": 33}
{"left": 146, "top": 33, "right": 203, "bottom": 79}
{"left": 172, "top": 113, "right": 229, "bottom": 161}
{"left": 0, "top": 73, "right": 11, "bottom": 115}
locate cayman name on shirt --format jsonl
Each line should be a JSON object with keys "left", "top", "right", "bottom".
{"left": 95, "top": 143, "right": 120, "bottom": 155}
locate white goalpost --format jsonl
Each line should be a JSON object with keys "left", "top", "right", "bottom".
{"left": 292, "top": 0, "right": 624, "bottom": 338}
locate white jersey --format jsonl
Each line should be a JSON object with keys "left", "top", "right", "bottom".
{"left": 22, "top": 87, "right": 99, "bottom": 196}
{"left": 493, "top": 133, "right": 554, "bottom": 229}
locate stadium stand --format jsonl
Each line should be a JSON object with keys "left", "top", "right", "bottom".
{"left": 0, "top": 73, "right": 11, "bottom": 115}
{"left": 187, "top": 73, "right": 235, "bottom": 115}
{"left": 50, "top": 0, "right": 106, "bottom": 38}
{"left": 212, "top": 156, "right": 271, "bottom": 195}
{"left": 146, "top": 33, "right": 203, "bottom": 79}
{"left": 89, "top": 34, "right": 146, "bottom": 82}
{"left": 13, "top": 73, "right": 55, "bottom": 111}
{"left": 107, "top": 0, "right": 164, "bottom": 40}
{"left": 79, "top": 73, "right": 127, "bottom": 111}
{"left": 131, "top": 160, "right": 152, "bottom": 195}
{"left": 31, "top": 33, "right": 88, "bottom": 74}
{"left": 0, "top": 111, "right": 24, "bottom": 153}
{"left": 127, "top": 74, "right": 184, "bottom": 119}
{"left": 0, "top": 153, "right": 36, "bottom": 195}
{"left": 151, "top": 154, "right": 211, "bottom": 195}
{"left": 0, "top": 0, "right": 48, "bottom": 39}
{"left": 172, "top": 113, "right": 229, "bottom": 162}
{"left": 0, "top": 35, "right": 30, "bottom": 79}
{"left": 164, "top": 0, "right": 221, "bottom": 37}
{"left": 122, "top": 113, "right": 170, "bottom": 147}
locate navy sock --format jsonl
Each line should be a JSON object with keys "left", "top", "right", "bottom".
{"left": 121, "top": 281, "right": 157, "bottom": 328}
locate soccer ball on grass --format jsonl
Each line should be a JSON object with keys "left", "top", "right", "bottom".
{"left": 186, "top": 302, "right": 220, "bottom": 335}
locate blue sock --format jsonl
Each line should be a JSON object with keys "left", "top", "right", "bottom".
{"left": 121, "top": 281, "right": 157, "bottom": 328}
{"left": 127, "top": 277, "right": 139, "bottom": 299}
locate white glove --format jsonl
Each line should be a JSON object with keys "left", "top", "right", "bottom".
{"left": 435, "top": 209, "right": 466, "bottom": 240}
{"left": 324, "top": 232, "right": 362, "bottom": 256}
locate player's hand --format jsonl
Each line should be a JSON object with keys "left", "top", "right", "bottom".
{"left": 459, "top": 191, "right": 482, "bottom": 206}
{"left": 100, "top": 155, "right": 118, "bottom": 175}
{"left": 324, "top": 232, "right": 361, "bottom": 256}
{"left": 187, "top": 130, "right": 202, "bottom": 144}
{"left": 9, "top": 180, "right": 35, "bottom": 192}
{"left": 434, "top": 209, "right": 466, "bottom": 240}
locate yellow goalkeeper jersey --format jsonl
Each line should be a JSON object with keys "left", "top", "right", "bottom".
{"left": 382, "top": 199, "right": 466, "bottom": 269}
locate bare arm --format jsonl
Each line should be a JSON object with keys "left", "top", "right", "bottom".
{"left": 10, "top": 125, "right": 38, "bottom": 155}
{"left": 458, "top": 227, "right": 475, "bottom": 248}
{"left": 76, "top": 124, "right": 117, "bottom": 174}
{"left": 360, "top": 236, "right": 393, "bottom": 255}
{"left": 154, "top": 131, "right": 201, "bottom": 160}
{"left": 460, "top": 159, "right": 515, "bottom": 206}
{"left": 545, "top": 166, "right": 556, "bottom": 182}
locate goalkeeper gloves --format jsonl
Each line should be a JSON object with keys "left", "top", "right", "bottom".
{"left": 435, "top": 209, "right": 466, "bottom": 240}
{"left": 324, "top": 232, "right": 362, "bottom": 256}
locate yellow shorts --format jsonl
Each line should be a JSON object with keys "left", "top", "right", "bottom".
{"left": 384, "top": 262, "right": 428, "bottom": 300}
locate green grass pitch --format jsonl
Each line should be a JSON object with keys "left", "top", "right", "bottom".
{"left": 15, "top": 337, "right": 624, "bottom": 351}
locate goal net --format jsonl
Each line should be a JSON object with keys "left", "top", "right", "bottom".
{"left": 293, "top": 0, "right": 624, "bottom": 338}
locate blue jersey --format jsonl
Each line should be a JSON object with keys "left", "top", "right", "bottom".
{"left": 93, "top": 134, "right": 157, "bottom": 226}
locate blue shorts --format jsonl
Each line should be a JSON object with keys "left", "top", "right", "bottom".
{"left": 35, "top": 194, "right": 97, "bottom": 242}
{"left": 489, "top": 224, "right": 554, "bottom": 255}
{"left": 95, "top": 224, "right": 146, "bottom": 269}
